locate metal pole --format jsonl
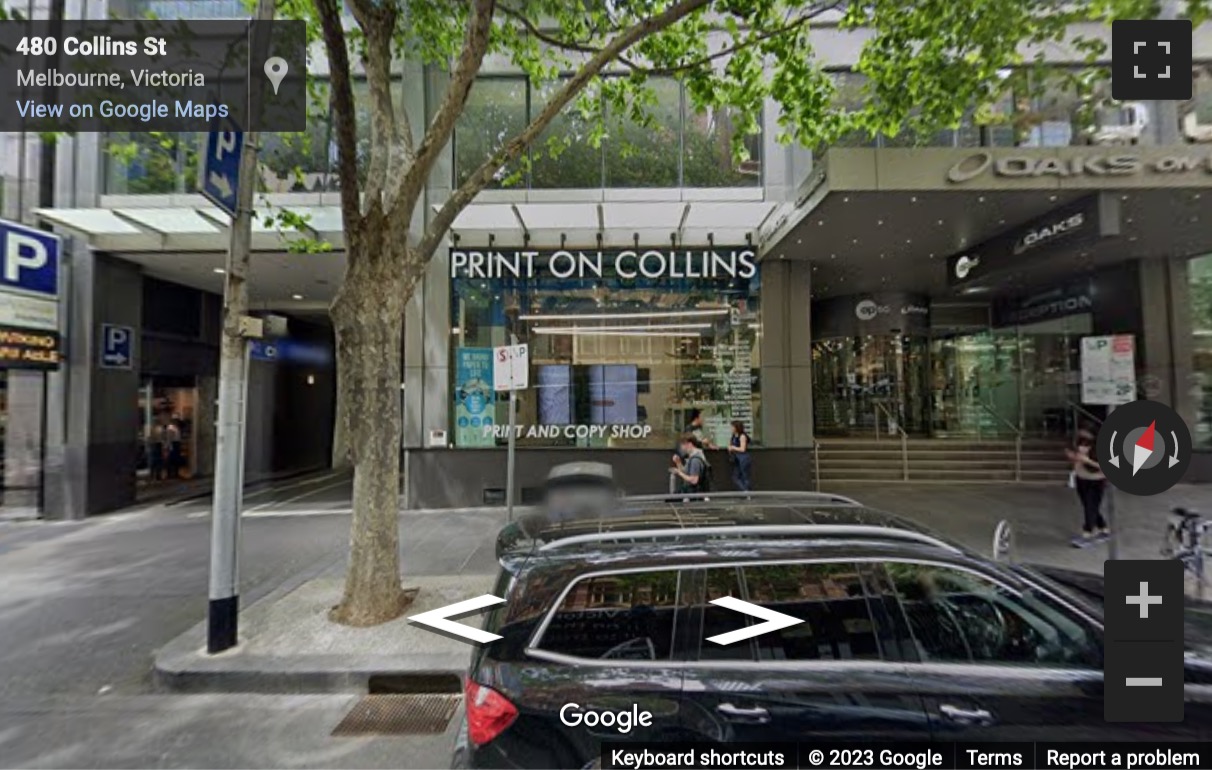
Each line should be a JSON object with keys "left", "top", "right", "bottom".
{"left": 208, "top": 0, "right": 274, "bottom": 654}
{"left": 1105, "top": 403, "right": 1118, "bottom": 561}
{"left": 505, "top": 333, "right": 518, "bottom": 522}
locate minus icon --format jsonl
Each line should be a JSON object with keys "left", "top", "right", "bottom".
{"left": 1125, "top": 677, "right": 1163, "bottom": 686}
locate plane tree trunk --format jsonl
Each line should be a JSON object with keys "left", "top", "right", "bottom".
{"left": 327, "top": 208, "right": 412, "bottom": 626}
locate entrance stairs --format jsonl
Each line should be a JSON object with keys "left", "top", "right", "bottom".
{"left": 814, "top": 437, "right": 1071, "bottom": 484}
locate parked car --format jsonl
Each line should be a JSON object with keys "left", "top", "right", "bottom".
{"left": 453, "top": 491, "right": 1212, "bottom": 769}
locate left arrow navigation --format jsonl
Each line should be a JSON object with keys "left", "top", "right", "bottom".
{"left": 407, "top": 594, "right": 506, "bottom": 644}
{"left": 706, "top": 596, "right": 803, "bottom": 646}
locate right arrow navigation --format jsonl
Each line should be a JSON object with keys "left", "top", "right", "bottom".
{"left": 705, "top": 596, "right": 804, "bottom": 645}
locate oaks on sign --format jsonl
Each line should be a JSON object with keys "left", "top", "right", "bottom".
{"left": 947, "top": 151, "right": 1212, "bottom": 183}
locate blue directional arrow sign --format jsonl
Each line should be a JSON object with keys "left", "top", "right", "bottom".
{"left": 201, "top": 118, "right": 243, "bottom": 216}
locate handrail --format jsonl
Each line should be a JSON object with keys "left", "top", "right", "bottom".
{"left": 537, "top": 524, "right": 963, "bottom": 553}
{"left": 873, "top": 400, "right": 909, "bottom": 481}
{"left": 1067, "top": 400, "right": 1104, "bottom": 428}
{"left": 976, "top": 398, "right": 1022, "bottom": 481}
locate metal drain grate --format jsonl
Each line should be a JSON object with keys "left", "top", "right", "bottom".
{"left": 332, "top": 693, "right": 462, "bottom": 736}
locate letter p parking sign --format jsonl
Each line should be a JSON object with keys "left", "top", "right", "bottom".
{"left": 0, "top": 219, "right": 59, "bottom": 299}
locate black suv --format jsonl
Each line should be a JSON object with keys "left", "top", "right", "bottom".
{"left": 455, "top": 491, "right": 1212, "bottom": 768}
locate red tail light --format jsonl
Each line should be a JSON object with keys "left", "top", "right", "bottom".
{"left": 465, "top": 680, "right": 518, "bottom": 746}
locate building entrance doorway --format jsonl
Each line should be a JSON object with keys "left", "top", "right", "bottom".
{"left": 813, "top": 317, "right": 1090, "bottom": 438}
{"left": 812, "top": 335, "right": 929, "bottom": 436}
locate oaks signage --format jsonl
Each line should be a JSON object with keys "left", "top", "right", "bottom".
{"left": 947, "top": 150, "right": 1212, "bottom": 184}
{"left": 947, "top": 194, "right": 1119, "bottom": 287}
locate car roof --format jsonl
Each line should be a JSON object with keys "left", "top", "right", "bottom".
{"left": 496, "top": 492, "right": 966, "bottom": 567}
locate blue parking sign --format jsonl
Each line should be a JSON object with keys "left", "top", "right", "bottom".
{"left": 100, "top": 324, "right": 134, "bottom": 369}
{"left": 0, "top": 218, "right": 59, "bottom": 299}
{"left": 202, "top": 118, "right": 243, "bottom": 216}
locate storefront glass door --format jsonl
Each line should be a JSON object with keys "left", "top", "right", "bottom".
{"left": 811, "top": 335, "right": 929, "bottom": 436}
{"left": 813, "top": 321, "right": 1089, "bottom": 439}
{"left": 928, "top": 331, "right": 1021, "bottom": 436}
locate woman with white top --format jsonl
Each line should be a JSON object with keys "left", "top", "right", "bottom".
{"left": 1067, "top": 430, "right": 1108, "bottom": 548}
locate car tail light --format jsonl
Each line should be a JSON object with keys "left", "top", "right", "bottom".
{"left": 465, "top": 680, "right": 518, "bottom": 746}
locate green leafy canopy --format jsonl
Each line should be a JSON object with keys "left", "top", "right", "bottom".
{"left": 264, "top": 0, "right": 1208, "bottom": 261}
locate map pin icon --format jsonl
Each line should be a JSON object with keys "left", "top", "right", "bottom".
{"left": 264, "top": 57, "right": 288, "bottom": 95}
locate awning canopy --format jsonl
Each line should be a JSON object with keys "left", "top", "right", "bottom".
{"left": 36, "top": 202, "right": 347, "bottom": 252}
{"left": 446, "top": 200, "right": 774, "bottom": 248}
{"left": 35, "top": 197, "right": 773, "bottom": 253}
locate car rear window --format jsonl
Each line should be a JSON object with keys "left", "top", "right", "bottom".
{"left": 535, "top": 570, "right": 683, "bottom": 661}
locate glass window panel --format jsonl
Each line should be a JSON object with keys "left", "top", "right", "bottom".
{"left": 259, "top": 81, "right": 333, "bottom": 193}
{"left": 103, "top": 132, "right": 197, "bottom": 194}
{"left": 530, "top": 80, "right": 603, "bottom": 189}
{"left": 700, "top": 567, "right": 755, "bottom": 661}
{"left": 450, "top": 250, "right": 761, "bottom": 449}
{"left": 454, "top": 77, "right": 528, "bottom": 189}
{"left": 884, "top": 562, "right": 1101, "bottom": 668}
{"left": 537, "top": 570, "right": 682, "bottom": 660}
{"left": 683, "top": 104, "right": 761, "bottom": 187}
{"left": 604, "top": 77, "right": 680, "bottom": 188}
{"left": 113, "top": 0, "right": 247, "bottom": 18}
{"left": 1190, "top": 253, "right": 1212, "bottom": 447}
{"left": 744, "top": 563, "right": 881, "bottom": 661}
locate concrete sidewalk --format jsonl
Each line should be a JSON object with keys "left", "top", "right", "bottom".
{"left": 827, "top": 482, "right": 1212, "bottom": 573}
{"left": 152, "top": 485, "right": 1212, "bottom": 695}
{"left": 155, "top": 569, "right": 494, "bottom": 693}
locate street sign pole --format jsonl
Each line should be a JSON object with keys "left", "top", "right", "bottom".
{"left": 1106, "top": 403, "right": 1118, "bottom": 561}
{"left": 207, "top": 0, "right": 274, "bottom": 655}
{"left": 506, "top": 334, "right": 519, "bottom": 523}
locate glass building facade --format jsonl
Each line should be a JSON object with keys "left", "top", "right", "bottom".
{"left": 450, "top": 252, "right": 761, "bottom": 450}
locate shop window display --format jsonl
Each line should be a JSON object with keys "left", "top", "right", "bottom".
{"left": 450, "top": 251, "right": 761, "bottom": 449}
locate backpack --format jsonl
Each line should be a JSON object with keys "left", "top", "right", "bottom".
{"left": 692, "top": 455, "right": 713, "bottom": 493}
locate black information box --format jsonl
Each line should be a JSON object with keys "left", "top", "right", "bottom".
{"left": 601, "top": 742, "right": 1212, "bottom": 770}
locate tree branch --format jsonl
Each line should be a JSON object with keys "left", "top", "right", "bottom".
{"left": 498, "top": 3, "right": 603, "bottom": 55}
{"left": 416, "top": 0, "right": 712, "bottom": 261}
{"left": 499, "top": 2, "right": 840, "bottom": 77}
{"left": 619, "top": 2, "right": 842, "bottom": 76}
{"left": 390, "top": 0, "right": 496, "bottom": 215}
{"left": 314, "top": 0, "right": 361, "bottom": 230}
{"left": 359, "top": 2, "right": 403, "bottom": 213}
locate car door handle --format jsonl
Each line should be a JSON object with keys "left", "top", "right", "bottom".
{"left": 939, "top": 704, "right": 995, "bottom": 725}
{"left": 716, "top": 703, "right": 771, "bottom": 723}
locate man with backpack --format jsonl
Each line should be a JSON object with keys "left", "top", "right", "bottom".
{"left": 671, "top": 433, "right": 712, "bottom": 495}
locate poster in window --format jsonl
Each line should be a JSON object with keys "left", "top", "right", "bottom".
{"left": 538, "top": 364, "right": 573, "bottom": 425}
{"left": 455, "top": 347, "right": 495, "bottom": 446}
{"left": 589, "top": 364, "right": 638, "bottom": 425}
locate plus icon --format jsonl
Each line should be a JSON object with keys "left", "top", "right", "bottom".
{"left": 1126, "top": 581, "right": 1163, "bottom": 619}
{"left": 1112, "top": 20, "right": 1193, "bottom": 100}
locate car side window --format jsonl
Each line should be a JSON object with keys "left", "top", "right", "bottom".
{"left": 883, "top": 562, "right": 1101, "bottom": 668}
{"left": 536, "top": 570, "right": 683, "bottom": 661}
{"left": 699, "top": 562, "right": 882, "bottom": 662}
{"left": 745, "top": 563, "right": 881, "bottom": 661}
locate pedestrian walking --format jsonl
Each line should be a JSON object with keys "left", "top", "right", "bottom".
{"left": 165, "top": 417, "right": 184, "bottom": 479}
{"left": 671, "top": 434, "right": 712, "bottom": 495}
{"left": 671, "top": 409, "right": 714, "bottom": 492}
{"left": 146, "top": 420, "right": 165, "bottom": 482}
{"left": 727, "top": 420, "right": 753, "bottom": 492}
{"left": 1066, "top": 430, "right": 1108, "bottom": 548}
